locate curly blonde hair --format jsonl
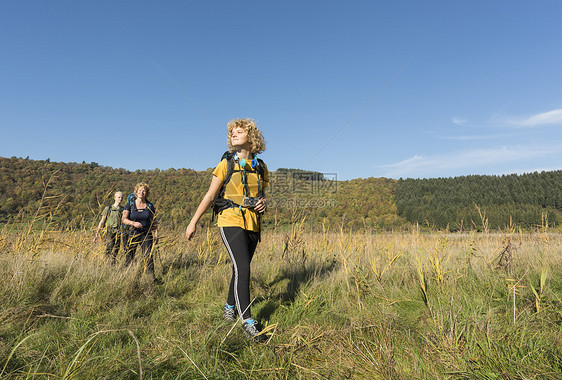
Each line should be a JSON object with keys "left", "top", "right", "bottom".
{"left": 134, "top": 183, "right": 150, "bottom": 199}
{"left": 226, "top": 118, "right": 266, "bottom": 154}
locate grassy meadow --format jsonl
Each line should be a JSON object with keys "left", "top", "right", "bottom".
{"left": 0, "top": 220, "right": 561, "bottom": 379}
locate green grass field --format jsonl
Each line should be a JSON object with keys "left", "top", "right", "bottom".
{"left": 1, "top": 222, "right": 561, "bottom": 379}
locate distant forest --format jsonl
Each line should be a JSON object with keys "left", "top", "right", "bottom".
{"left": 1, "top": 156, "right": 560, "bottom": 231}
{"left": 396, "top": 173, "right": 562, "bottom": 230}
{"left": 0, "top": 157, "right": 399, "bottom": 231}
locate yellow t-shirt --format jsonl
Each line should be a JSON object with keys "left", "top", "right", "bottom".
{"left": 212, "top": 158, "right": 269, "bottom": 231}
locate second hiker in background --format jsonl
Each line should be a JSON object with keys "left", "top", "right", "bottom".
{"left": 94, "top": 191, "right": 124, "bottom": 264}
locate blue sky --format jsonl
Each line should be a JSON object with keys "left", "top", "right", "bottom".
{"left": 1, "top": 1, "right": 561, "bottom": 180}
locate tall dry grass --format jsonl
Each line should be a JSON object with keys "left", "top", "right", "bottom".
{"left": 0, "top": 218, "right": 561, "bottom": 378}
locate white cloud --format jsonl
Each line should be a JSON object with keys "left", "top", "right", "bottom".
{"left": 379, "top": 144, "right": 562, "bottom": 178}
{"left": 440, "top": 133, "right": 506, "bottom": 141}
{"left": 507, "top": 108, "right": 562, "bottom": 127}
{"left": 452, "top": 117, "right": 467, "bottom": 126}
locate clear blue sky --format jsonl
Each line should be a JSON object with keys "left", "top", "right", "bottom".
{"left": 2, "top": 1, "right": 562, "bottom": 180}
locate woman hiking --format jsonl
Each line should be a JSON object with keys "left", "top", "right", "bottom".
{"left": 186, "top": 118, "right": 269, "bottom": 343}
{"left": 122, "top": 183, "right": 162, "bottom": 284}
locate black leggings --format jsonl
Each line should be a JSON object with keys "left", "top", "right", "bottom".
{"left": 220, "top": 227, "right": 260, "bottom": 320}
{"left": 124, "top": 232, "right": 155, "bottom": 277}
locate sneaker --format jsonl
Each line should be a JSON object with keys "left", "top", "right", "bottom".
{"left": 223, "top": 304, "right": 237, "bottom": 321}
{"left": 242, "top": 319, "right": 267, "bottom": 343}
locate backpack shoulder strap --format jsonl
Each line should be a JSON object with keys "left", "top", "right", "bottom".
{"left": 256, "top": 158, "right": 265, "bottom": 177}
{"left": 147, "top": 202, "right": 156, "bottom": 215}
{"left": 218, "top": 151, "right": 235, "bottom": 197}
{"left": 108, "top": 204, "right": 124, "bottom": 213}
{"left": 212, "top": 152, "right": 236, "bottom": 221}
{"left": 223, "top": 151, "right": 235, "bottom": 187}
{"left": 255, "top": 158, "right": 266, "bottom": 197}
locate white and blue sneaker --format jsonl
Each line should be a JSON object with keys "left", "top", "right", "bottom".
{"left": 223, "top": 304, "right": 237, "bottom": 321}
{"left": 242, "top": 319, "right": 267, "bottom": 343}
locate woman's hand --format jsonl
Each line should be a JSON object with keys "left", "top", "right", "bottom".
{"left": 254, "top": 197, "right": 268, "bottom": 213}
{"left": 122, "top": 210, "right": 142, "bottom": 230}
{"left": 185, "top": 175, "right": 223, "bottom": 241}
{"left": 185, "top": 223, "right": 197, "bottom": 240}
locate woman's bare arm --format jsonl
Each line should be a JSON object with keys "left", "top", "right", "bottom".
{"left": 122, "top": 209, "right": 142, "bottom": 229}
{"left": 185, "top": 175, "right": 223, "bottom": 240}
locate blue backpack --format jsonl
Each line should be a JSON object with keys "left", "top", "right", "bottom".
{"left": 124, "top": 193, "right": 156, "bottom": 233}
{"left": 127, "top": 193, "right": 155, "bottom": 213}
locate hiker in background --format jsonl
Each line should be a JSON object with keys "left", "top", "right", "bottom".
{"left": 94, "top": 191, "right": 124, "bottom": 264}
{"left": 186, "top": 118, "right": 269, "bottom": 343}
{"left": 122, "top": 183, "right": 162, "bottom": 284}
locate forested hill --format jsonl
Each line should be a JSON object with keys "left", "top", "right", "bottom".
{"left": 2, "top": 156, "right": 561, "bottom": 231}
{"left": 0, "top": 157, "right": 401, "bottom": 230}
{"left": 396, "top": 172, "right": 562, "bottom": 230}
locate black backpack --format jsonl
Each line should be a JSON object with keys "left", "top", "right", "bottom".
{"left": 211, "top": 151, "right": 266, "bottom": 231}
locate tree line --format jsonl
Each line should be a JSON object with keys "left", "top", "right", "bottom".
{"left": 3, "top": 156, "right": 560, "bottom": 231}
{"left": 0, "top": 157, "right": 401, "bottom": 231}
{"left": 395, "top": 172, "right": 562, "bottom": 230}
